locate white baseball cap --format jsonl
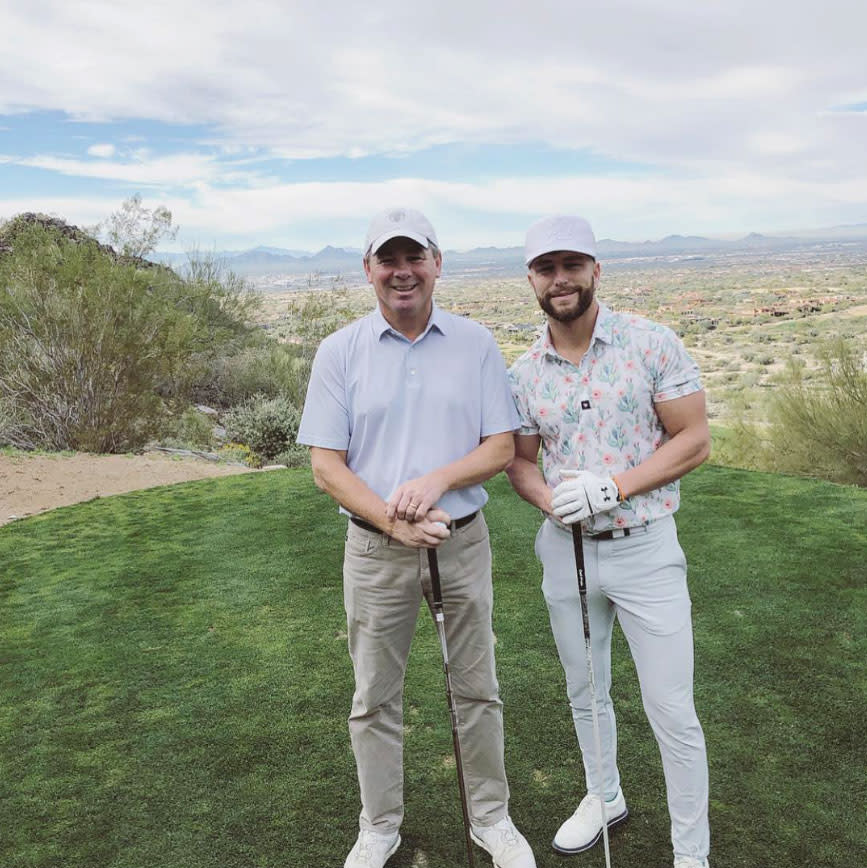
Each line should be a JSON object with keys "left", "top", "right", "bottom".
{"left": 364, "top": 207, "right": 439, "bottom": 256}
{"left": 524, "top": 215, "right": 597, "bottom": 266}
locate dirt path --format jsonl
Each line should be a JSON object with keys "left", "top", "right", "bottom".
{"left": 0, "top": 451, "right": 257, "bottom": 526}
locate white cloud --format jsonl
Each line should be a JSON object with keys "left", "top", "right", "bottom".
{"left": 8, "top": 151, "right": 262, "bottom": 187}
{"left": 86, "top": 143, "right": 116, "bottom": 158}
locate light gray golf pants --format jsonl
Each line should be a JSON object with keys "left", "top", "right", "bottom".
{"left": 536, "top": 515, "right": 710, "bottom": 861}
{"left": 344, "top": 512, "right": 509, "bottom": 834}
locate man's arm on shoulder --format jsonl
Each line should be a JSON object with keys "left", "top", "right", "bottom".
{"left": 385, "top": 431, "right": 514, "bottom": 521}
{"left": 310, "top": 447, "right": 451, "bottom": 548}
{"left": 504, "top": 433, "right": 554, "bottom": 514}
{"left": 614, "top": 390, "right": 710, "bottom": 499}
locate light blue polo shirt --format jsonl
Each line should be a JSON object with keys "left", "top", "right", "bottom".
{"left": 297, "top": 303, "right": 519, "bottom": 519}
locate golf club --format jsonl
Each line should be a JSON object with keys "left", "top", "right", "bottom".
{"left": 427, "top": 546, "right": 476, "bottom": 868}
{"left": 571, "top": 524, "right": 613, "bottom": 868}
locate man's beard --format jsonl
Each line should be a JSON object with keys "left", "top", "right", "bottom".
{"left": 538, "top": 278, "right": 596, "bottom": 322}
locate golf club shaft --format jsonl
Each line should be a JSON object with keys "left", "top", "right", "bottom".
{"left": 427, "top": 548, "right": 476, "bottom": 868}
{"left": 571, "top": 525, "right": 612, "bottom": 868}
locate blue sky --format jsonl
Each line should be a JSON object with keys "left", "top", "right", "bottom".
{"left": 1, "top": 1, "right": 866, "bottom": 252}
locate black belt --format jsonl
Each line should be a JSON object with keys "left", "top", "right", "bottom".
{"left": 350, "top": 511, "right": 478, "bottom": 535}
{"left": 587, "top": 524, "right": 649, "bottom": 540}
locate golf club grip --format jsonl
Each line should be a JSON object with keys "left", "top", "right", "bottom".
{"left": 571, "top": 525, "right": 588, "bottom": 595}
{"left": 428, "top": 547, "right": 444, "bottom": 606}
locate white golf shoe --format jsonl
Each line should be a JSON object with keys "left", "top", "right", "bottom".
{"left": 552, "top": 787, "right": 628, "bottom": 854}
{"left": 674, "top": 858, "right": 709, "bottom": 868}
{"left": 344, "top": 829, "right": 401, "bottom": 868}
{"left": 470, "top": 815, "right": 536, "bottom": 867}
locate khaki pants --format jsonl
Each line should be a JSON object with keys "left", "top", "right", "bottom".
{"left": 343, "top": 512, "right": 509, "bottom": 834}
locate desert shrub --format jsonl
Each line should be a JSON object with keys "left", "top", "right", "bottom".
{"left": 222, "top": 394, "right": 301, "bottom": 462}
{"left": 761, "top": 339, "right": 867, "bottom": 485}
{"left": 195, "top": 338, "right": 306, "bottom": 408}
{"left": 272, "top": 443, "right": 310, "bottom": 468}
{"left": 159, "top": 407, "right": 217, "bottom": 450}
{"left": 716, "top": 338, "right": 867, "bottom": 486}
{"left": 0, "top": 218, "right": 256, "bottom": 452}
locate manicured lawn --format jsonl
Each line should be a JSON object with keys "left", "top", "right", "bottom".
{"left": 1, "top": 466, "right": 865, "bottom": 867}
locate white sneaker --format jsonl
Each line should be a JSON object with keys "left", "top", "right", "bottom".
{"left": 552, "top": 788, "right": 628, "bottom": 854}
{"left": 470, "top": 815, "right": 537, "bottom": 867}
{"left": 344, "top": 830, "right": 401, "bottom": 868}
{"left": 674, "top": 858, "right": 709, "bottom": 868}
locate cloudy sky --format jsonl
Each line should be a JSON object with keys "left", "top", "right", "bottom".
{"left": 1, "top": 0, "right": 865, "bottom": 252}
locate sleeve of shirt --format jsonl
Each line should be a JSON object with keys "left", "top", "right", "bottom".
{"left": 507, "top": 361, "right": 540, "bottom": 436}
{"left": 295, "top": 335, "right": 351, "bottom": 449}
{"left": 653, "top": 327, "right": 703, "bottom": 403}
{"left": 479, "top": 333, "right": 521, "bottom": 437}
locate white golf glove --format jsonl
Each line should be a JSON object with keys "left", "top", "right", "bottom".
{"left": 550, "top": 470, "right": 621, "bottom": 525}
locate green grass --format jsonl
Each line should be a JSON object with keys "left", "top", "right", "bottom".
{"left": 1, "top": 467, "right": 865, "bottom": 868}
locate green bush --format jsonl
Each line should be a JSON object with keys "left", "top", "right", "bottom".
{"left": 0, "top": 217, "right": 256, "bottom": 452}
{"left": 195, "top": 338, "right": 306, "bottom": 408}
{"left": 716, "top": 338, "right": 867, "bottom": 486}
{"left": 222, "top": 394, "right": 301, "bottom": 461}
{"left": 762, "top": 339, "right": 867, "bottom": 485}
{"left": 272, "top": 444, "right": 310, "bottom": 468}
{"left": 159, "top": 407, "right": 217, "bottom": 450}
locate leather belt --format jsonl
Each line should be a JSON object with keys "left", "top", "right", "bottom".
{"left": 350, "top": 511, "right": 478, "bottom": 535}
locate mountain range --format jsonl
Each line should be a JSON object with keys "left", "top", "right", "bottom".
{"left": 152, "top": 224, "right": 867, "bottom": 279}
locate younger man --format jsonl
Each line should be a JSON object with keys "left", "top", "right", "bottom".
{"left": 506, "top": 215, "right": 712, "bottom": 868}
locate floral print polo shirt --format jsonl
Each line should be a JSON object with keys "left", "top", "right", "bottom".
{"left": 508, "top": 303, "right": 703, "bottom": 533}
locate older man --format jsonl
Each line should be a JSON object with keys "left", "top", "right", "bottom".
{"left": 297, "top": 208, "right": 536, "bottom": 868}
{"left": 506, "top": 215, "right": 712, "bottom": 868}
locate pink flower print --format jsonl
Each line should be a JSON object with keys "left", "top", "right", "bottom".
{"left": 539, "top": 407, "right": 548, "bottom": 417}
{"left": 634, "top": 425, "right": 641, "bottom": 433}
{"left": 652, "top": 438, "right": 662, "bottom": 449}
{"left": 582, "top": 375, "right": 590, "bottom": 385}
{"left": 663, "top": 498, "right": 674, "bottom": 510}
{"left": 592, "top": 388, "right": 602, "bottom": 401}
{"left": 560, "top": 403, "right": 567, "bottom": 410}
{"left": 614, "top": 515, "right": 628, "bottom": 527}
{"left": 625, "top": 453, "right": 633, "bottom": 463}
{"left": 617, "top": 388, "right": 625, "bottom": 398}
{"left": 625, "top": 360, "right": 636, "bottom": 370}
{"left": 563, "top": 375, "right": 574, "bottom": 384}
{"left": 576, "top": 432, "right": 586, "bottom": 443}
{"left": 602, "top": 453, "right": 615, "bottom": 466}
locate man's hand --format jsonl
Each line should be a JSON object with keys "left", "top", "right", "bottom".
{"left": 551, "top": 470, "right": 620, "bottom": 525}
{"left": 389, "top": 507, "right": 452, "bottom": 548}
{"left": 386, "top": 471, "right": 449, "bottom": 522}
